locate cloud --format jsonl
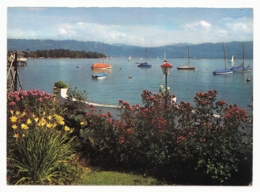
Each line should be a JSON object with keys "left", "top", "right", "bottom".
{"left": 223, "top": 17, "right": 253, "bottom": 34}
{"left": 185, "top": 20, "right": 212, "bottom": 28}
{"left": 59, "top": 28, "right": 68, "bottom": 35}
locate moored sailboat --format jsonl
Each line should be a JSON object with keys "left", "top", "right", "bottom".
{"left": 177, "top": 45, "right": 196, "bottom": 70}
{"left": 230, "top": 43, "right": 251, "bottom": 73}
{"left": 91, "top": 42, "right": 112, "bottom": 69}
{"left": 138, "top": 47, "right": 152, "bottom": 68}
{"left": 213, "top": 42, "right": 233, "bottom": 75}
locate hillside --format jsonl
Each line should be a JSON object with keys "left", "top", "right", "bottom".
{"left": 7, "top": 39, "right": 253, "bottom": 59}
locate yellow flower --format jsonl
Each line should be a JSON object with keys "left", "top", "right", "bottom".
{"left": 34, "top": 117, "right": 39, "bottom": 123}
{"left": 10, "top": 116, "right": 18, "bottom": 123}
{"left": 12, "top": 124, "right": 18, "bottom": 129}
{"left": 47, "top": 115, "right": 52, "bottom": 120}
{"left": 13, "top": 133, "right": 19, "bottom": 139}
{"left": 21, "top": 111, "right": 26, "bottom": 117}
{"left": 26, "top": 118, "right": 32, "bottom": 125}
{"left": 21, "top": 123, "right": 29, "bottom": 130}
{"left": 46, "top": 123, "right": 53, "bottom": 128}
{"left": 15, "top": 111, "right": 21, "bottom": 115}
{"left": 58, "top": 120, "right": 65, "bottom": 125}
{"left": 80, "top": 121, "right": 85, "bottom": 125}
{"left": 64, "top": 126, "right": 70, "bottom": 132}
{"left": 38, "top": 120, "right": 46, "bottom": 127}
{"left": 52, "top": 123, "right": 57, "bottom": 128}
{"left": 22, "top": 134, "right": 25, "bottom": 137}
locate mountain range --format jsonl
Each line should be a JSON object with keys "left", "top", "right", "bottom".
{"left": 7, "top": 39, "right": 253, "bottom": 59}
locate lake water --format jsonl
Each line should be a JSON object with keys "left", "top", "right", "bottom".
{"left": 17, "top": 57, "right": 253, "bottom": 115}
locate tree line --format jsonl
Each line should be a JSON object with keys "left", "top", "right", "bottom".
{"left": 21, "top": 49, "right": 106, "bottom": 58}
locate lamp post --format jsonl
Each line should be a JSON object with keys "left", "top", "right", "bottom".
{"left": 161, "top": 62, "right": 173, "bottom": 104}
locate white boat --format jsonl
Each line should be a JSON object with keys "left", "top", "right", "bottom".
{"left": 177, "top": 45, "right": 196, "bottom": 70}
{"left": 92, "top": 72, "right": 107, "bottom": 80}
{"left": 213, "top": 42, "right": 233, "bottom": 75}
{"left": 128, "top": 56, "right": 131, "bottom": 62}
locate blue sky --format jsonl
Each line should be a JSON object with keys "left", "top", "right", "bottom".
{"left": 7, "top": 6, "right": 254, "bottom": 47}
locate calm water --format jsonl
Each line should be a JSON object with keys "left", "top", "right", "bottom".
{"left": 17, "top": 57, "right": 253, "bottom": 114}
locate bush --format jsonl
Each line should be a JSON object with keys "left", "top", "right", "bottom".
{"left": 8, "top": 128, "right": 76, "bottom": 184}
{"left": 113, "top": 90, "right": 252, "bottom": 184}
{"left": 54, "top": 81, "right": 68, "bottom": 88}
{"left": 6, "top": 89, "right": 77, "bottom": 185}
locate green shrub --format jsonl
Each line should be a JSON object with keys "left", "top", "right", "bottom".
{"left": 54, "top": 81, "right": 68, "bottom": 88}
{"left": 8, "top": 128, "right": 76, "bottom": 184}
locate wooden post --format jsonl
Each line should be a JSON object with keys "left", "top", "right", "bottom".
{"left": 14, "top": 51, "right": 18, "bottom": 91}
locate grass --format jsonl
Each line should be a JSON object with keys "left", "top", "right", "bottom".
{"left": 76, "top": 169, "right": 166, "bottom": 185}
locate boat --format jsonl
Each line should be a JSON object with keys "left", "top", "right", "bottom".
{"left": 138, "top": 47, "right": 152, "bottom": 68}
{"left": 135, "top": 62, "right": 140, "bottom": 64}
{"left": 213, "top": 42, "right": 233, "bottom": 75}
{"left": 128, "top": 56, "right": 131, "bottom": 62}
{"left": 177, "top": 45, "right": 196, "bottom": 70}
{"left": 228, "top": 55, "right": 234, "bottom": 64}
{"left": 230, "top": 43, "right": 251, "bottom": 73}
{"left": 92, "top": 72, "right": 107, "bottom": 80}
{"left": 91, "top": 42, "right": 112, "bottom": 69}
{"left": 76, "top": 66, "right": 81, "bottom": 68}
{"left": 91, "top": 63, "right": 112, "bottom": 69}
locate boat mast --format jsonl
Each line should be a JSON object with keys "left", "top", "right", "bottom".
{"left": 146, "top": 47, "right": 148, "bottom": 63}
{"left": 243, "top": 43, "right": 244, "bottom": 68}
{"left": 223, "top": 42, "right": 227, "bottom": 70}
{"left": 102, "top": 42, "right": 104, "bottom": 63}
{"left": 164, "top": 51, "right": 167, "bottom": 62}
{"left": 188, "top": 45, "right": 190, "bottom": 67}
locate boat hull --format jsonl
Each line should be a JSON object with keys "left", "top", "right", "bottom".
{"left": 92, "top": 72, "right": 108, "bottom": 79}
{"left": 138, "top": 62, "right": 152, "bottom": 68}
{"left": 177, "top": 66, "right": 196, "bottom": 70}
{"left": 92, "top": 76, "right": 107, "bottom": 80}
{"left": 213, "top": 69, "right": 233, "bottom": 75}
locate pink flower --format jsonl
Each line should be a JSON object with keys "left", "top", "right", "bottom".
{"left": 8, "top": 101, "right": 16, "bottom": 106}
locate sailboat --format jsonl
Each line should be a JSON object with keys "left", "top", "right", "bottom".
{"left": 128, "top": 56, "right": 131, "bottom": 62}
{"left": 138, "top": 47, "right": 152, "bottom": 68}
{"left": 213, "top": 42, "right": 233, "bottom": 75}
{"left": 230, "top": 43, "right": 251, "bottom": 73}
{"left": 177, "top": 45, "right": 196, "bottom": 70}
{"left": 91, "top": 42, "right": 112, "bottom": 69}
{"left": 228, "top": 55, "right": 234, "bottom": 64}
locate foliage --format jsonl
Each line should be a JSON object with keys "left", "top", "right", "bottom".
{"left": 72, "top": 89, "right": 251, "bottom": 185}
{"left": 54, "top": 81, "right": 69, "bottom": 88}
{"left": 65, "top": 86, "right": 88, "bottom": 111}
{"left": 25, "top": 49, "right": 106, "bottom": 59}
{"left": 7, "top": 129, "right": 76, "bottom": 184}
{"left": 6, "top": 89, "right": 77, "bottom": 185}
{"left": 7, "top": 89, "right": 64, "bottom": 116}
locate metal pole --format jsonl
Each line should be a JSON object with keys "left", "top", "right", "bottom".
{"left": 165, "top": 73, "right": 167, "bottom": 104}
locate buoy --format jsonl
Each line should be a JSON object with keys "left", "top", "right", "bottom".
{"left": 246, "top": 78, "right": 250, "bottom": 82}
{"left": 129, "top": 76, "right": 132, "bottom": 78}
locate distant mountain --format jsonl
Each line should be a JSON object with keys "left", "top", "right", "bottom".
{"left": 7, "top": 39, "right": 253, "bottom": 59}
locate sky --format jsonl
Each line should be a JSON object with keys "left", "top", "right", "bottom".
{"left": 6, "top": 5, "right": 254, "bottom": 47}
